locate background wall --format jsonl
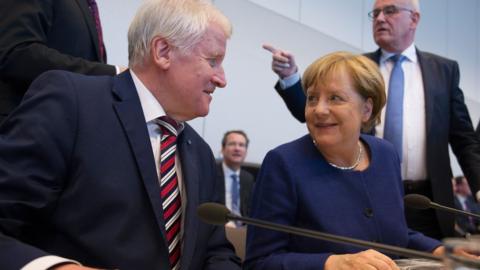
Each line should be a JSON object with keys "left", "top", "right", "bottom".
{"left": 98, "top": 0, "right": 480, "bottom": 175}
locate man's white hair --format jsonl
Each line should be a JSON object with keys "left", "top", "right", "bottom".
{"left": 408, "top": 0, "right": 420, "bottom": 12}
{"left": 128, "top": 0, "right": 232, "bottom": 67}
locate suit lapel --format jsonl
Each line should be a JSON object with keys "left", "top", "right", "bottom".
{"left": 178, "top": 127, "right": 199, "bottom": 270}
{"left": 365, "top": 49, "right": 381, "bottom": 64}
{"left": 239, "top": 171, "right": 248, "bottom": 215}
{"left": 111, "top": 71, "right": 168, "bottom": 241}
{"left": 416, "top": 49, "right": 435, "bottom": 138}
{"left": 75, "top": 0, "right": 101, "bottom": 61}
{"left": 363, "top": 50, "right": 382, "bottom": 136}
{"left": 217, "top": 164, "right": 226, "bottom": 203}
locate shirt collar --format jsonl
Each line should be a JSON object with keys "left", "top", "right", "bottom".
{"left": 222, "top": 162, "right": 240, "bottom": 176}
{"left": 131, "top": 70, "right": 184, "bottom": 132}
{"left": 380, "top": 43, "right": 417, "bottom": 64}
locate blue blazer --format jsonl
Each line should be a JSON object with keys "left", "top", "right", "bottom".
{"left": 0, "top": 70, "right": 240, "bottom": 270}
{"left": 274, "top": 48, "right": 480, "bottom": 237}
{"left": 244, "top": 135, "right": 441, "bottom": 270}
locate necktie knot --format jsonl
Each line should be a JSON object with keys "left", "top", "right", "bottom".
{"left": 390, "top": 54, "right": 406, "bottom": 64}
{"left": 157, "top": 116, "right": 178, "bottom": 137}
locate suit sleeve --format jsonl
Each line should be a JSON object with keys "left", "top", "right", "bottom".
{"left": 447, "top": 62, "right": 480, "bottom": 195}
{"left": 0, "top": 71, "right": 77, "bottom": 269}
{"left": 0, "top": 0, "right": 115, "bottom": 93}
{"left": 274, "top": 80, "right": 307, "bottom": 123}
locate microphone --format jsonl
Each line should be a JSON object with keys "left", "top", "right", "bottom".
{"left": 404, "top": 194, "right": 480, "bottom": 220}
{"left": 197, "top": 202, "right": 441, "bottom": 261}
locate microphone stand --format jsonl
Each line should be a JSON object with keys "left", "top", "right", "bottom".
{"left": 227, "top": 213, "right": 442, "bottom": 261}
{"left": 429, "top": 202, "right": 480, "bottom": 219}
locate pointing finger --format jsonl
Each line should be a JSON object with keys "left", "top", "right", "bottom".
{"left": 262, "top": 43, "right": 278, "bottom": 54}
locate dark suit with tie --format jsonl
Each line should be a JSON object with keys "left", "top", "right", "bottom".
{"left": 217, "top": 163, "right": 255, "bottom": 217}
{"left": 0, "top": 0, "right": 116, "bottom": 123}
{"left": 275, "top": 48, "right": 480, "bottom": 238}
{"left": 0, "top": 70, "right": 240, "bottom": 270}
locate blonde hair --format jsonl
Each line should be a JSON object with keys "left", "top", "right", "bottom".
{"left": 302, "top": 51, "right": 386, "bottom": 132}
{"left": 128, "top": 0, "right": 232, "bottom": 67}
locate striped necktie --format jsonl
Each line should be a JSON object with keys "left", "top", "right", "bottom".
{"left": 158, "top": 116, "right": 181, "bottom": 270}
{"left": 384, "top": 54, "right": 406, "bottom": 159}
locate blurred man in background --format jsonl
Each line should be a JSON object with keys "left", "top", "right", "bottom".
{"left": 453, "top": 176, "right": 480, "bottom": 236}
{"left": 218, "top": 130, "right": 255, "bottom": 227}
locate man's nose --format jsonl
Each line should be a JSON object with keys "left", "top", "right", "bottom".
{"left": 212, "top": 66, "right": 226, "bottom": 88}
{"left": 375, "top": 10, "right": 387, "bottom": 22}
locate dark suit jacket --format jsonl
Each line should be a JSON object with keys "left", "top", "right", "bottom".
{"left": 0, "top": 70, "right": 240, "bottom": 270}
{"left": 275, "top": 48, "right": 480, "bottom": 237}
{"left": 0, "top": 0, "right": 116, "bottom": 122}
{"left": 216, "top": 163, "right": 255, "bottom": 217}
{"left": 476, "top": 121, "right": 480, "bottom": 137}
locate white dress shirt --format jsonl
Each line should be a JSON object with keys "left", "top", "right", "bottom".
{"left": 376, "top": 44, "right": 427, "bottom": 181}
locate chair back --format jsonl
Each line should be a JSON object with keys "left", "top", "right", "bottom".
{"left": 225, "top": 225, "right": 247, "bottom": 261}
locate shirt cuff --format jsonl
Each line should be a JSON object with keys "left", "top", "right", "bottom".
{"left": 278, "top": 72, "right": 301, "bottom": 90}
{"left": 21, "top": 255, "right": 80, "bottom": 270}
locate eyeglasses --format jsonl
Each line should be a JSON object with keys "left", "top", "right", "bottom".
{"left": 368, "top": 5, "right": 414, "bottom": 19}
{"left": 225, "top": 141, "right": 247, "bottom": 148}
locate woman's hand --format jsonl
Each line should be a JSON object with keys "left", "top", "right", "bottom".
{"left": 325, "top": 249, "right": 400, "bottom": 270}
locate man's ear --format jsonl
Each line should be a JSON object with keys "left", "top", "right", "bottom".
{"left": 151, "top": 36, "right": 172, "bottom": 69}
{"left": 410, "top": 11, "right": 420, "bottom": 29}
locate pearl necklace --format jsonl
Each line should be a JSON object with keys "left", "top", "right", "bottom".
{"left": 327, "top": 142, "right": 363, "bottom": 171}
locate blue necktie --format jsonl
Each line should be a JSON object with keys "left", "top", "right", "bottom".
{"left": 384, "top": 55, "right": 406, "bottom": 159}
{"left": 230, "top": 173, "right": 240, "bottom": 216}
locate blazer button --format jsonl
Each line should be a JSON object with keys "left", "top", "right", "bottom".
{"left": 364, "top": 208, "right": 374, "bottom": 218}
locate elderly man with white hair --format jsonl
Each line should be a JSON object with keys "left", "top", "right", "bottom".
{"left": 0, "top": 0, "right": 241, "bottom": 269}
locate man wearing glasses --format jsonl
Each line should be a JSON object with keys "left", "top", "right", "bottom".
{"left": 264, "top": 0, "right": 480, "bottom": 240}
